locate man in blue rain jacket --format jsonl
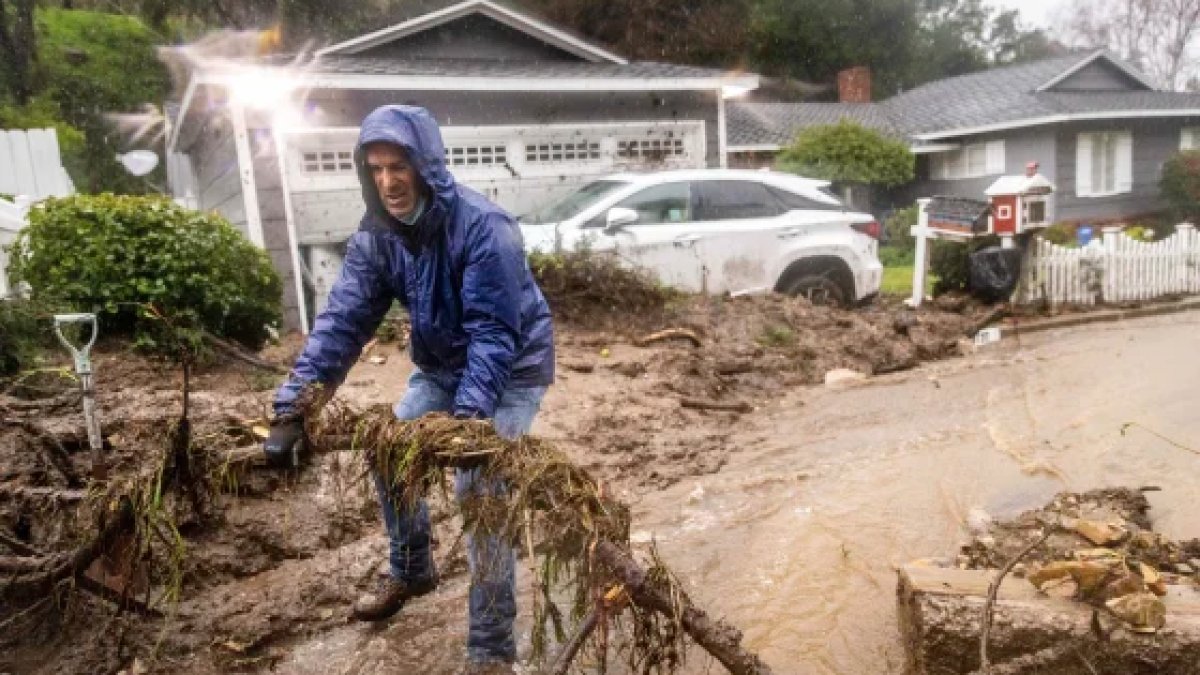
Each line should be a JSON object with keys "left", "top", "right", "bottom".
{"left": 264, "top": 105, "right": 554, "bottom": 669}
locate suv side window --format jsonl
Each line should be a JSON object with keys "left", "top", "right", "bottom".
{"left": 612, "top": 182, "right": 693, "bottom": 226}
{"left": 768, "top": 186, "right": 842, "bottom": 211}
{"left": 696, "top": 180, "right": 787, "bottom": 220}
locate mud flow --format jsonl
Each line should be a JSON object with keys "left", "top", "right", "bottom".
{"left": 8, "top": 296, "right": 1192, "bottom": 674}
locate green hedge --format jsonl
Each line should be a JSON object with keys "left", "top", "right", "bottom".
{"left": 8, "top": 194, "right": 281, "bottom": 349}
{"left": 1160, "top": 150, "right": 1200, "bottom": 225}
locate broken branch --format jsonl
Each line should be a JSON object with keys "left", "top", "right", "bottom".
{"left": 979, "top": 528, "right": 1052, "bottom": 673}
{"left": 201, "top": 330, "right": 286, "bottom": 374}
{"left": 634, "top": 328, "right": 702, "bottom": 348}
{"left": 594, "top": 541, "right": 772, "bottom": 675}
{"left": 680, "top": 398, "right": 753, "bottom": 414}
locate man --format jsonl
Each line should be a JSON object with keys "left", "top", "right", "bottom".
{"left": 264, "top": 105, "right": 555, "bottom": 670}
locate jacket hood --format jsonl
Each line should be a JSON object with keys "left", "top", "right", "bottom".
{"left": 355, "top": 105, "right": 455, "bottom": 243}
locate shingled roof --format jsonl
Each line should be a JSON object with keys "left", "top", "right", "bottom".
{"left": 729, "top": 51, "right": 1200, "bottom": 150}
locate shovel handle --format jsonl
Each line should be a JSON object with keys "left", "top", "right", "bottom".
{"left": 54, "top": 313, "right": 98, "bottom": 375}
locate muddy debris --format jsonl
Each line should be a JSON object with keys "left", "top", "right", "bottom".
{"left": 901, "top": 488, "right": 1200, "bottom": 674}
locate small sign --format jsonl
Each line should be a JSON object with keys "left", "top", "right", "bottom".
{"left": 973, "top": 326, "right": 1001, "bottom": 347}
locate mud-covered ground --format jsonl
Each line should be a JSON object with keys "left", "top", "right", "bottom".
{"left": 0, "top": 294, "right": 990, "bottom": 674}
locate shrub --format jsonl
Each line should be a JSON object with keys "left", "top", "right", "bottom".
{"left": 0, "top": 298, "right": 50, "bottom": 376}
{"left": 1160, "top": 150, "right": 1200, "bottom": 224}
{"left": 883, "top": 205, "right": 918, "bottom": 252}
{"left": 1040, "top": 222, "right": 1077, "bottom": 247}
{"left": 777, "top": 120, "right": 915, "bottom": 188}
{"left": 8, "top": 194, "right": 281, "bottom": 350}
{"left": 929, "top": 235, "right": 1000, "bottom": 296}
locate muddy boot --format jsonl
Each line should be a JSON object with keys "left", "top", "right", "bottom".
{"left": 352, "top": 574, "right": 438, "bottom": 621}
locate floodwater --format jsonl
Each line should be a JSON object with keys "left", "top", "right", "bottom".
{"left": 629, "top": 311, "right": 1200, "bottom": 674}
{"left": 271, "top": 311, "right": 1200, "bottom": 674}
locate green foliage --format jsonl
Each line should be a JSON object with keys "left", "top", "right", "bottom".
{"left": 0, "top": 298, "right": 51, "bottom": 376}
{"left": 1040, "top": 221, "right": 1077, "bottom": 247}
{"left": 0, "top": 9, "right": 170, "bottom": 194}
{"left": 884, "top": 205, "right": 919, "bottom": 252}
{"left": 878, "top": 246, "right": 915, "bottom": 267}
{"left": 929, "top": 235, "right": 999, "bottom": 295}
{"left": 777, "top": 121, "right": 915, "bottom": 188}
{"left": 34, "top": 9, "right": 171, "bottom": 193}
{"left": 756, "top": 324, "right": 796, "bottom": 347}
{"left": 1124, "top": 225, "right": 1155, "bottom": 242}
{"left": 1160, "top": 150, "right": 1200, "bottom": 225}
{"left": 8, "top": 194, "right": 281, "bottom": 351}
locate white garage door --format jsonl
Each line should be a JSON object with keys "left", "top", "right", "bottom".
{"left": 283, "top": 121, "right": 706, "bottom": 245}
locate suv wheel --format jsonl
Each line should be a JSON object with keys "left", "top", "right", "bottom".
{"left": 783, "top": 274, "right": 846, "bottom": 307}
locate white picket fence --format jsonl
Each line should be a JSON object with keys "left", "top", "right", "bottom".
{"left": 1017, "top": 223, "right": 1200, "bottom": 306}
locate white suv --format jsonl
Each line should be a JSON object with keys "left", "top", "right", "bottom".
{"left": 518, "top": 169, "right": 882, "bottom": 306}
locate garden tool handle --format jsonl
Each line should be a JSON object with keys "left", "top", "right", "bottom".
{"left": 53, "top": 313, "right": 106, "bottom": 477}
{"left": 53, "top": 313, "right": 98, "bottom": 376}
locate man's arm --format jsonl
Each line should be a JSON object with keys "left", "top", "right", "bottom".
{"left": 453, "top": 213, "right": 526, "bottom": 419}
{"left": 274, "top": 232, "right": 393, "bottom": 416}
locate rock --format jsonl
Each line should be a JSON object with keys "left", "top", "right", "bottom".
{"left": 966, "top": 507, "right": 992, "bottom": 535}
{"left": 1100, "top": 569, "right": 1148, "bottom": 602}
{"left": 892, "top": 311, "right": 919, "bottom": 335}
{"left": 1106, "top": 592, "right": 1167, "bottom": 633}
{"left": 1029, "top": 560, "right": 1112, "bottom": 593}
{"left": 933, "top": 293, "right": 969, "bottom": 313}
{"left": 824, "top": 368, "right": 867, "bottom": 386}
{"left": 1074, "top": 518, "right": 1128, "bottom": 546}
{"left": 1174, "top": 563, "right": 1196, "bottom": 576}
{"left": 955, "top": 337, "right": 977, "bottom": 356}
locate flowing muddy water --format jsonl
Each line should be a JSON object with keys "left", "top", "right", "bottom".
{"left": 625, "top": 312, "right": 1200, "bottom": 674}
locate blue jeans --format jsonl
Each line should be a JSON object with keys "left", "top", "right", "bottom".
{"left": 375, "top": 369, "right": 546, "bottom": 663}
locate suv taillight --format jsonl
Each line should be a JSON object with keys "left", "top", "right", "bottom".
{"left": 852, "top": 221, "right": 881, "bottom": 240}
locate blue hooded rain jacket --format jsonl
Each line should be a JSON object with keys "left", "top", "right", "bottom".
{"left": 274, "top": 105, "right": 555, "bottom": 419}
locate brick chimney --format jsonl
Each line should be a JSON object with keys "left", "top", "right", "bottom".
{"left": 837, "top": 66, "right": 872, "bottom": 103}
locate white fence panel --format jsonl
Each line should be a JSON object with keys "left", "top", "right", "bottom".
{"left": 0, "top": 128, "right": 73, "bottom": 200}
{"left": 1019, "top": 223, "right": 1200, "bottom": 306}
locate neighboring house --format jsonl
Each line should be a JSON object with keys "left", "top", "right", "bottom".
{"left": 729, "top": 51, "right": 1200, "bottom": 225}
{"left": 164, "top": 0, "right": 757, "bottom": 331}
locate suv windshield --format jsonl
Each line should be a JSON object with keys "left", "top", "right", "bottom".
{"left": 520, "top": 180, "right": 630, "bottom": 224}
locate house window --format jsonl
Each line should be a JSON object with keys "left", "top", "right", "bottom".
{"left": 1182, "top": 127, "right": 1200, "bottom": 150}
{"left": 930, "top": 141, "right": 1005, "bottom": 180}
{"left": 525, "top": 141, "right": 600, "bottom": 164}
{"left": 446, "top": 144, "right": 507, "bottom": 167}
{"left": 301, "top": 150, "right": 354, "bottom": 174}
{"left": 1076, "top": 131, "right": 1132, "bottom": 197}
{"left": 617, "top": 137, "right": 686, "bottom": 160}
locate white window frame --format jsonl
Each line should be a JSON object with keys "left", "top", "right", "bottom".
{"left": 930, "top": 140, "right": 1005, "bottom": 180}
{"left": 1182, "top": 127, "right": 1200, "bottom": 150}
{"left": 1076, "top": 131, "right": 1132, "bottom": 198}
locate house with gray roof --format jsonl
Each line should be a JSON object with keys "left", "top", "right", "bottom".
{"left": 165, "top": 0, "right": 757, "bottom": 331}
{"left": 729, "top": 51, "right": 1200, "bottom": 225}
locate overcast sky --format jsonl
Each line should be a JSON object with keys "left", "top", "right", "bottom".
{"left": 985, "top": 0, "right": 1068, "bottom": 31}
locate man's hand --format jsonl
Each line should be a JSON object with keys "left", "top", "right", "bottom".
{"left": 264, "top": 415, "right": 307, "bottom": 469}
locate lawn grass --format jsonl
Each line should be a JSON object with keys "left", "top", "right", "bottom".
{"left": 881, "top": 265, "right": 936, "bottom": 297}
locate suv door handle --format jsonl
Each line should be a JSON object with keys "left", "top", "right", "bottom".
{"left": 673, "top": 234, "right": 702, "bottom": 247}
{"left": 777, "top": 227, "right": 805, "bottom": 239}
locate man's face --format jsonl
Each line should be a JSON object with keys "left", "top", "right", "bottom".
{"left": 365, "top": 143, "right": 423, "bottom": 220}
